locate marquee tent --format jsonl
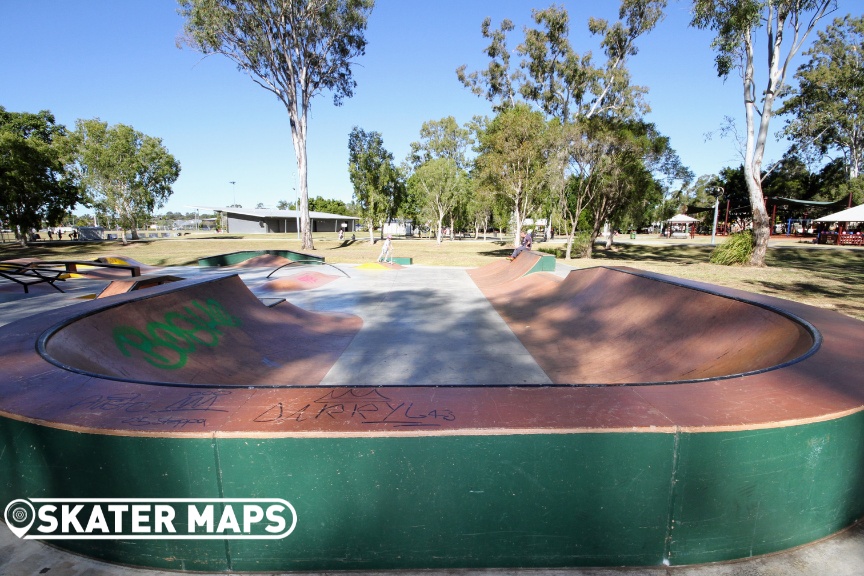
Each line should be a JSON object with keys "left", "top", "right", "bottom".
{"left": 814, "top": 203, "right": 864, "bottom": 223}
{"left": 666, "top": 214, "right": 700, "bottom": 223}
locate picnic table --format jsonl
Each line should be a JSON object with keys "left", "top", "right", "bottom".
{"left": 0, "top": 262, "right": 68, "bottom": 293}
{"left": 0, "top": 259, "right": 141, "bottom": 293}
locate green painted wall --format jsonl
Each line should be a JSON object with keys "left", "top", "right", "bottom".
{"left": 668, "top": 415, "right": 864, "bottom": 564}
{"left": 2, "top": 412, "right": 864, "bottom": 571}
{"left": 528, "top": 253, "right": 557, "bottom": 273}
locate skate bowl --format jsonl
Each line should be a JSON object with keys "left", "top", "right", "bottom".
{"left": 1, "top": 263, "right": 864, "bottom": 571}
{"left": 196, "top": 249, "right": 323, "bottom": 268}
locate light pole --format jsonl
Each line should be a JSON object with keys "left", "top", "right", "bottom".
{"left": 229, "top": 181, "right": 236, "bottom": 207}
{"left": 711, "top": 187, "right": 724, "bottom": 245}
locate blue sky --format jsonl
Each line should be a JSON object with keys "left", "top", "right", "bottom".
{"left": 1, "top": 1, "right": 845, "bottom": 214}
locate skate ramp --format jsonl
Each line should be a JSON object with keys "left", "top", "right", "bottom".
{"left": 231, "top": 253, "right": 293, "bottom": 268}
{"left": 475, "top": 266, "right": 814, "bottom": 383}
{"left": 197, "top": 249, "right": 322, "bottom": 267}
{"left": 467, "top": 249, "right": 554, "bottom": 289}
{"left": 43, "top": 274, "right": 361, "bottom": 386}
{"left": 260, "top": 270, "right": 340, "bottom": 292}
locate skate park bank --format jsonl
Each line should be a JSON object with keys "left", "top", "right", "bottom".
{"left": 0, "top": 251, "right": 863, "bottom": 572}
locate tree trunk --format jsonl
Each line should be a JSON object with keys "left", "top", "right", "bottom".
{"left": 743, "top": 29, "right": 769, "bottom": 267}
{"left": 563, "top": 212, "right": 577, "bottom": 260}
{"left": 512, "top": 207, "right": 523, "bottom": 248}
{"left": 290, "top": 104, "right": 314, "bottom": 251}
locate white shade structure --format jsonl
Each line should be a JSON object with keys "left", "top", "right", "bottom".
{"left": 814, "top": 203, "right": 864, "bottom": 223}
{"left": 666, "top": 214, "right": 700, "bottom": 223}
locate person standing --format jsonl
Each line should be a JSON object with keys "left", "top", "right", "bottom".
{"left": 377, "top": 235, "right": 393, "bottom": 263}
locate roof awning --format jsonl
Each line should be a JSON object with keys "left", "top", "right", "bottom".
{"left": 814, "top": 203, "right": 864, "bottom": 222}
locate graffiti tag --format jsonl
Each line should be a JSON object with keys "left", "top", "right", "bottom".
{"left": 112, "top": 299, "right": 241, "bottom": 369}
{"left": 254, "top": 388, "right": 456, "bottom": 428}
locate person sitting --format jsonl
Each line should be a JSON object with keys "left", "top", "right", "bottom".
{"left": 510, "top": 229, "right": 533, "bottom": 260}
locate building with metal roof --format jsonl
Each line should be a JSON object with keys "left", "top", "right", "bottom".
{"left": 191, "top": 206, "right": 359, "bottom": 234}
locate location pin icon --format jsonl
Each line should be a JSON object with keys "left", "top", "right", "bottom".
{"left": 4, "top": 499, "right": 35, "bottom": 539}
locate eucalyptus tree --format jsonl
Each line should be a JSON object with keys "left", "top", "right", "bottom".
{"left": 517, "top": 2, "right": 665, "bottom": 122}
{"left": 179, "top": 0, "right": 374, "bottom": 251}
{"left": 465, "top": 180, "right": 496, "bottom": 240}
{"left": 408, "top": 116, "right": 474, "bottom": 170}
{"left": 583, "top": 119, "right": 688, "bottom": 256}
{"left": 459, "top": 2, "right": 667, "bottom": 253}
{"left": 474, "top": 104, "right": 555, "bottom": 246}
{"left": 691, "top": 0, "right": 835, "bottom": 266}
{"left": 456, "top": 18, "right": 520, "bottom": 111}
{"left": 779, "top": 13, "right": 864, "bottom": 204}
{"left": 0, "top": 107, "right": 79, "bottom": 245}
{"left": 73, "top": 119, "right": 180, "bottom": 243}
{"left": 558, "top": 119, "right": 608, "bottom": 259}
{"left": 347, "top": 127, "right": 402, "bottom": 243}
{"left": 407, "top": 117, "right": 474, "bottom": 243}
{"left": 407, "top": 158, "right": 468, "bottom": 244}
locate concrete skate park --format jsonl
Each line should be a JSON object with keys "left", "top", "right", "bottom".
{"left": 1, "top": 250, "right": 863, "bottom": 573}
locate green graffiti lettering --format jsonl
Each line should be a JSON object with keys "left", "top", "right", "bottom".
{"left": 111, "top": 299, "right": 240, "bottom": 370}
{"left": 113, "top": 325, "right": 187, "bottom": 369}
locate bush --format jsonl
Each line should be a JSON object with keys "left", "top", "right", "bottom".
{"left": 537, "top": 232, "right": 593, "bottom": 259}
{"left": 710, "top": 230, "right": 754, "bottom": 265}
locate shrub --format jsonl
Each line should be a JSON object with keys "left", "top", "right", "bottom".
{"left": 538, "top": 232, "right": 592, "bottom": 259}
{"left": 710, "top": 230, "right": 754, "bottom": 265}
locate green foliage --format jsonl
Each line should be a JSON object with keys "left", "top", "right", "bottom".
{"left": 0, "top": 106, "right": 80, "bottom": 243}
{"left": 459, "top": 1, "right": 666, "bottom": 121}
{"left": 710, "top": 230, "right": 755, "bottom": 265}
{"left": 474, "top": 104, "right": 555, "bottom": 244}
{"left": 407, "top": 158, "right": 469, "bottom": 243}
{"left": 408, "top": 116, "right": 473, "bottom": 170}
{"left": 179, "top": 0, "right": 373, "bottom": 108}
{"left": 309, "top": 196, "right": 350, "bottom": 215}
{"left": 690, "top": 0, "right": 762, "bottom": 78}
{"left": 582, "top": 118, "right": 690, "bottom": 256}
{"left": 690, "top": 0, "right": 835, "bottom": 267}
{"left": 460, "top": 2, "right": 671, "bottom": 252}
{"left": 347, "top": 126, "right": 403, "bottom": 238}
{"left": 456, "top": 17, "right": 519, "bottom": 111}
{"left": 179, "top": 0, "right": 374, "bottom": 250}
{"left": 779, "top": 13, "right": 864, "bottom": 181}
{"left": 408, "top": 117, "right": 475, "bottom": 240}
{"left": 72, "top": 119, "right": 180, "bottom": 239}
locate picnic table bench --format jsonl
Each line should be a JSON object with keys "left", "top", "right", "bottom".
{"left": 36, "top": 260, "right": 141, "bottom": 276}
{"left": 0, "top": 262, "right": 68, "bottom": 293}
{"left": 0, "top": 259, "right": 141, "bottom": 294}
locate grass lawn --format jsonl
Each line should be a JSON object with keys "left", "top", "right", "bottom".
{"left": 2, "top": 232, "right": 862, "bottom": 321}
